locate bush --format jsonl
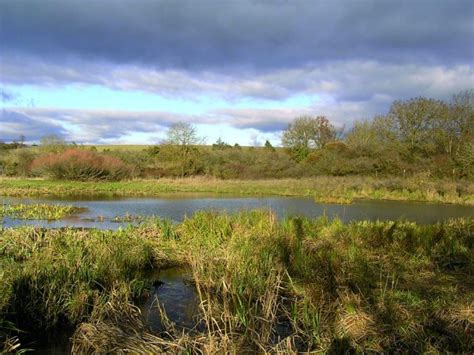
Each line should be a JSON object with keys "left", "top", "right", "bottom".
{"left": 0, "top": 148, "right": 37, "bottom": 176}
{"left": 203, "top": 148, "right": 301, "bottom": 179}
{"left": 31, "top": 149, "right": 133, "bottom": 181}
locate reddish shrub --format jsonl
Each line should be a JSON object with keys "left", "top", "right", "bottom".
{"left": 31, "top": 149, "right": 133, "bottom": 181}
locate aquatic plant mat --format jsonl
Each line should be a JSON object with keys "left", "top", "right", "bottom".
{"left": 1, "top": 211, "right": 473, "bottom": 353}
{"left": 0, "top": 203, "right": 83, "bottom": 220}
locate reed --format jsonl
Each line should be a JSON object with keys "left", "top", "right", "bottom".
{"left": 1, "top": 213, "right": 473, "bottom": 353}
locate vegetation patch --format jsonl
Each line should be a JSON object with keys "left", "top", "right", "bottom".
{"left": 1, "top": 176, "right": 472, "bottom": 205}
{"left": 314, "top": 195, "right": 354, "bottom": 204}
{"left": 1, "top": 212, "right": 472, "bottom": 353}
{"left": 0, "top": 203, "right": 84, "bottom": 220}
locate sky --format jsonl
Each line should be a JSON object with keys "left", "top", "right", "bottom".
{"left": 1, "top": 0, "right": 473, "bottom": 146}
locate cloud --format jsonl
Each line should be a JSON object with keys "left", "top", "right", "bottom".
{"left": 208, "top": 94, "right": 392, "bottom": 133}
{"left": 0, "top": 109, "right": 67, "bottom": 142}
{"left": 2, "top": 56, "right": 472, "bottom": 103}
{"left": 3, "top": 108, "right": 212, "bottom": 143}
{"left": 2, "top": 60, "right": 472, "bottom": 144}
{"left": 1, "top": 89, "right": 18, "bottom": 103}
{"left": 211, "top": 107, "right": 311, "bottom": 132}
{"left": 1, "top": 98, "right": 380, "bottom": 145}
{"left": 1, "top": 1, "right": 471, "bottom": 104}
{"left": 1, "top": 106, "right": 310, "bottom": 143}
{"left": 1, "top": 0, "right": 472, "bottom": 72}
{"left": 1, "top": 1, "right": 472, "bottom": 144}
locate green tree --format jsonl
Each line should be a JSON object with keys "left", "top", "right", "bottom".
{"left": 212, "top": 138, "right": 231, "bottom": 150}
{"left": 282, "top": 116, "right": 336, "bottom": 160}
{"left": 457, "top": 142, "right": 474, "bottom": 179}
{"left": 264, "top": 140, "right": 275, "bottom": 152}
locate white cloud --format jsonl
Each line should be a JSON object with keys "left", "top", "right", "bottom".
{"left": 2, "top": 56, "right": 472, "bottom": 103}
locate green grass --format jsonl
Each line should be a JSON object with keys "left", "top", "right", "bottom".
{"left": 0, "top": 203, "right": 83, "bottom": 220}
{"left": 1, "top": 213, "right": 473, "bottom": 353}
{"left": 1, "top": 176, "right": 473, "bottom": 205}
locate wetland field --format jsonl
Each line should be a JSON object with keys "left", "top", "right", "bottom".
{"left": 0, "top": 177, "right": 473, "bottom": 353}
{"left": 2, "top": 1, "right": 473, "bottom": 353}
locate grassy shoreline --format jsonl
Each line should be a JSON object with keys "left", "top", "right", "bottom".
{"left": 1, "top": 176, "right": 473, "bottom": 205}
{"left": 1, "top": 212, "right": 473, "bottom": 353}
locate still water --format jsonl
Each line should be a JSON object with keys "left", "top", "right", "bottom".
{"left": 1, "top": 194, "right": 473, "bottom": 229}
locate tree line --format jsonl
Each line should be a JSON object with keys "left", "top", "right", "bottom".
{"left": 0, "top": 91, "right": 472, "bottom": 180}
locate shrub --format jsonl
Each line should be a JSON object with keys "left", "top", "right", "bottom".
{"left": 31, "top": 149, "right": 133, "bottom": 181}
{"left": 0, "top": 148, "right": 37, "bottom": 176}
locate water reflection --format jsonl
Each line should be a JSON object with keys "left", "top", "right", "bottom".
{"left": 1, "top": 194, "right": 473, "bottom": 229}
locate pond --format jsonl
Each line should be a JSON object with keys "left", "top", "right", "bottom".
{"left": 1, "top": 194, "right": 473, "bottom": 229}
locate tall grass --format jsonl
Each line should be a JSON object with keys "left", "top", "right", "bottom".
{"left": 1, "top": 175, "right": 473, "bottom": 204}
{"left": 1, "top": 213, "right": 473, "bottom": 352}
{"left": 0, "top": 227, "right": 156, "bottom": 335}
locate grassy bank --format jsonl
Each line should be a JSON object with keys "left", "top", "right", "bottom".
{"left": 1, "top": 176, "right": 473, "bottom": 205}
{"left": 1, "top": 212, "right": 473, "bottom": 353}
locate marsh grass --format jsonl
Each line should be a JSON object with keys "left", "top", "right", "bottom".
{"left": 0, "top": 203, "right": 84, "bottom": 220}
{"left": 1, "top": 212, "right": 473, "bottom": 353}
{"left": 1, "top": 175, "right": 473, "bottom": 204}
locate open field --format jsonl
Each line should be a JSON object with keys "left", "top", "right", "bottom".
{"left": 93, "top": 144, "right": 153, "bottom": 152}
{"left": 1, "top": 211, "right": 473, "bottom": 353}
{"left": 1, "top": 176, "right": 473, "bottom": 205}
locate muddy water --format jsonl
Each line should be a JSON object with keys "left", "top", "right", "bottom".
{"left": 2, "top": 195, "right": 473, "bottom": 229}
{"left": 138, "top": 267, "right": 201, "bottom": 333}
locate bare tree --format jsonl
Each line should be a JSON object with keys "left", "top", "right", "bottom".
{"left": 40, "top": 134, "right": 67, "bottom": 153}
{"left": 164, "top": 122, "right": 203, "bottom": 177}
{"left": 389, "top": 97, "right": 448, "bottom": 152}
{"left": 449, "top": 90, "right": 474, "bottom": 155}
{"left": 282, "top": 116, "right": 336, "bottom": 160}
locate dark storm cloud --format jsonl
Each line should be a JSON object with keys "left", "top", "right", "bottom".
{"left": 1, "top": 0, "right": 472, "bottom": 72}
{"left": 1, "top": 0, "right": 472, "bottom": 143}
